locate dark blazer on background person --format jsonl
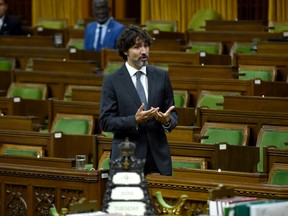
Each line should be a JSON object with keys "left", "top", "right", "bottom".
{"left": 0, "top": 14, "right": 23, "bottom": 35}
{"left": 84, "top": 19, "right": 125, "bottom": 51}
{"left": 100, "top": 64, "right": 178, "bottom": 175}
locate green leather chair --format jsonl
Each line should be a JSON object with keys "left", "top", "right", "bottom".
{"left": 186, "top": 42, "right": 223, "bottom": 54}
{"left": 197, "top": 94, "right": 224, "bottom": 110}
{"left": 0, "top": 59, "right": 13, "bottom": 71}
{"left": 51, "top": 113, "right": 94, "bottom": 135}
{"left": 103, "top": 61, "right": 123, "bottom": 74}
{"left": 172, "top": 156, "right": 207, "bottom": 170}
{"left": 0, "top": 144, "right": 43, "bottom": 158}
{"left": 198, "top": 122, "right": 250, "bottom": 146}
{"left": 97, "top": 151, "right": 111, "bottom": 170}
{"left": 7, "top": 82, "right": 48, "bottom": 100}
{"left": 38, "top": 18, "right": 67, "bottom": 30}
{"left": 268, "top": 21, "right": 288, "bottom": 33}
{"left": 238, "top": 65, "right": 277, "bottom": 81}
{"left": 173, "top": 90, "right": 189, "bottom": 108}
{"left": 270, "top": 170, "right": 288, "bottom": 185}
{"left": 187, "top": 8, "right": 220, "bottom": 31}
{"left": 66, "top": 38, "right": 84, "bottom": 50}
{"left": 256, "top": 125, "right": 288, "bottom": 172}
{"left": 230, "top": 42, "right": 257, "bottom": 56}
{"left": 154, "top": 191, "right": 188, "bottom": 215}
{"left": 268, "top": 163, "right": 288, "bottom": 185}
{"left": 146, "top": 20, "right": 177, "bottom": 32}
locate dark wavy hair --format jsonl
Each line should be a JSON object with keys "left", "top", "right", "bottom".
{"left": 117, "top": 25, "right": 153, "bottom": 61}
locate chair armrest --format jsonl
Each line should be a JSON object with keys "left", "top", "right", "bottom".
{"left": 193, "top": 134, "right": 209, "bottom": 142}
{"left": 155, "top": 191, "right": 188, "bottom": 215}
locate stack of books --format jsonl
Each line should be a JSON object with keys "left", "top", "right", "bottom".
{"left": 209, "top": 196, "right": 288, "bottom": 216}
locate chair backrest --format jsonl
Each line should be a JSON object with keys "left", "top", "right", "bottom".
{"left": 37, "top": 18, "right": 68, "bottom": 30}
{"left": 238, "top": 65, "right": 277, "bottom": 81}
{"left": 173, "top": 90, "right": 189, "bottom": 108}
{"left": 66, "top": 38, "right": 84, "bottom": 50}
{"left": 7, "top": 82, "right": 48, "bottom": 100}
{"left": 145, "top": 20, "right": 177, "bottom": 32}
{"left": 0, "top": 144, "right": 44, "bottom": 157}
{"left": 97, "top": 151, "right": 110, "bottom": 170}
{"left": 186, "top": 41, "right": 223, "bottom": 54}
{"left": 230, "top": 42, "right": 257, "bottom": 56}
{"left": 68, "top": 197, "right": 98, "bottom": 213}
{"left": 103, "top": 61, "right": 123, "bottom": 74}
{"left": 268, "top": 163, "right": 288, "bottom": 185}
{"left": 51, "top": 113, "right": 94, "bottom": 135}
{"left": 196, "top": 90, "right": 241, "bottom": 111}
{"left": 187, "top": 8, "right": 220, "bottom": 31}
{"left": 199, "top": 122, "right": 250, "bottom": 146}
{"left": 268, "top": 21, "right": 288, "bottom": 33}
{"left": 256, "top": 125, "right": 288, "bottom": 172}
{"left": 0, "top": 57, "right": 16, "bottom": 71}
{"left": 63, "top": 85, "right": 101, "bottom": 102}
{"left": 172, "top": 156, "right": 207, "bottom": 170}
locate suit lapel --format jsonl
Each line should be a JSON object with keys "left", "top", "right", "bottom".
{"left": 147, "top": 66, "right": 157, "bottom": 108}
{"left": 118, "top": 65, "right": 143, "bottom": 108}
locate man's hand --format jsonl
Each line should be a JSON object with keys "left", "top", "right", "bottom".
{"left": 154, "top": 105, "right": 175, "bottom": 125}
{"left": 135, "top": 103, "right": 159, "bottom": 124}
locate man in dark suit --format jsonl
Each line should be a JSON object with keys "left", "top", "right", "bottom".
{"left": 0, "top": 0, "right": 23, "bottom": 35}
{"left": 84, "top": 0, "right": 125, "bottom": 51}
{"left": 99, "top": 25, "right": 178, "bottom": 176}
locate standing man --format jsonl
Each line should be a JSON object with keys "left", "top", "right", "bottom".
{"left": 99, "top": 25, "right": 178, "bottom": 176}
{"left": 0, "top": 0, "right": 23, "bottom": 35}
{"left": 84, "top": 0, "right": 126, "bottom": 51}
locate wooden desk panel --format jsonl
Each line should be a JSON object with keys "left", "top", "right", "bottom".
{"left": 14, "top": 70, "right": 103, "bottom": 99}
{"left": 0, "top": 163, "right": 107, "bottom": 216}
{"left": 0, "top": 46, "right": 70, "bottom": 69}
{"left": 224, "top": 95, "right": 288, "bottom": 113}
{"left": 198, "top": 108, "right": 288, "bottom": 146}
{"left": 147, "top": 174, "right": 288, "bottom": 215}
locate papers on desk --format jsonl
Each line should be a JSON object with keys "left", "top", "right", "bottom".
{"left": 209, "top": 196, "right": 288, "bottom": 216}
{"left": 66, "top": 212, "right": 106, "bottom": 216}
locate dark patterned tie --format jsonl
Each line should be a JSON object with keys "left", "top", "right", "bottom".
{"left": 136, "top": 71, "right": 148, "bottom": 109}
{"left": 96, "top": 26, "right": 102, "bottom": 51}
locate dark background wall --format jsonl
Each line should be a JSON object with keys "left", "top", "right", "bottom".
{"left": 7, "top": 0, "right": 268, "bottom": 27}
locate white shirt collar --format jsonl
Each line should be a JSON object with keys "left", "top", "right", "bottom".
{"left": 0, "top": 16, "right": 5, "bottom": 29}
{"left": 125, "top": 62, "right": 147, "bottom": 77}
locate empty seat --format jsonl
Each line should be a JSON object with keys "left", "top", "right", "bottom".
{"left": 7, "top": 82, "right": 48, "bottom": 100}
{"left": 146, "top": 20, "right": 177, "bottom": 32}
{"left": 256, "top": 125, "right": 288, "bottom": 172}
{"left": 238, "top": 65, "right": 277, "bottom": 81}
{"left": 51, "top": 113, "right": 94, "bottom": 135}
{"left": 196, "top": 122, "right": 250, "bottom": 146}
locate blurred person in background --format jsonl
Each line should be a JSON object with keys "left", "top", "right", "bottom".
{"left": 0, "top": 0, "right": 23, "bottom": 35}
{"left": 84, "top": 0, "right": 126, "bottom": 51}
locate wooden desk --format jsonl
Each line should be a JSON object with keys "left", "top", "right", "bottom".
{"left": 224, "top": 95, "right": 288, "bottom": 113}
{"left": 0, "top": 115, "right": 41, "bottom": 131}
{"left": 197, "top": 108, "right": 288, "bottom": 146}
{"left": 186, "top": 30, "right": 283, "bottom": 54}
{"left": 233, "top": 53, "right": 288, "bottom": 82}
{"left": 49, "top": 132, "right": 98, "bottom": 168}
{"left": 168, "top": 65, "right": 237, "bottom": 79}
{"left": 0, "top": 163, "right": 107, "bottom": 216}
{"left": 0, "top": 155, "right": 74, "bottom": 168}
{"left": 14, "top": 69, "right": 103, "bottom": 99}
{"left": 0, "top": 46, "right": 70, "bottom": 69}
{"left": 96, "top": 136, "right": 259, "bottom": 172}
{"left": 147, "top": 174, "right": 288, "bottom": 215}
{"left": 48, "top": 99, "right": 100, "bottom": 133}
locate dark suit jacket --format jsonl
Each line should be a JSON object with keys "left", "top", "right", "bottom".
{"left": 100, "top": 64, "right": 178, "bottom": 175}
{"left": 84, "top": 18, "right": 125, "bottom": 51}
{"left": 0, "top": 14, "right": 23, "bottom": 35}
